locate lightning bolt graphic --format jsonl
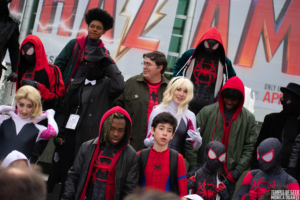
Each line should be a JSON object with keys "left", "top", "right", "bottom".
{"left": 114, "top": 0, "right": 168, "bottom": 61}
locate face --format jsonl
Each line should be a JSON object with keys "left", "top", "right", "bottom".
{"left": 142, "top": 57, "right": 162, "bottom": 82}
{"left": 204, "top": 141, "right": 227, "bottom": 172}
{"left": 88, "top": 20, "right": 106, "bottom": 40}
{"left": 107, "top": 118, "right": 126, "bottom": 146}
{"left": 151, "top": 123, "right": 174, "bottom": 147}
{"left": 222, "top": 97, "right": 239, "bottom": 111}
{"left": 17, "top": 98, "right": 33, "bottom": 119}
{"left": 21, "top": 42, "right": 36, "bottom": 65}
{"left": 172, "top": 84, "right": 188, "bottom": 104}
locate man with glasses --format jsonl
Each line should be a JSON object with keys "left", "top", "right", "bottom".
{"left": 250, "top": 83, "right": 300, "bottom": 182}
{"left": 114, "top": 51, "right": 169, "bottom": 151}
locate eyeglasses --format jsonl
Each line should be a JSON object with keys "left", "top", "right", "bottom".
{"left": 141, "top": 62, "right": 156, "bottom": 67}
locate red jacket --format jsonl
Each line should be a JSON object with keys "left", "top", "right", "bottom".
{"left": 16, "top": 35, "right": 65, "bottom": 109}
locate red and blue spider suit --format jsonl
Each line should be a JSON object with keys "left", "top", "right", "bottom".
{"left": 188, "top": 141, "right": 229, "bottom": 200}
{"left": 235, "top": 138, "right": 300, "bottom": 200}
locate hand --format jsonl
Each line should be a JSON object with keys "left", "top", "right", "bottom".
{"left": 33, "top": 112, "right": 47, "bottom": 123}
{"left": 46, "top": 109, "right": 55, "bottom": 117}
{"left": 226, "top": 169, "right": 241, "bottom": 183}
{"left": 249, "top": 188, "right": 259, "bottom": 200}
{"left": 7, "top": 72, "right": 17, "bottom": 82}
{"left": 144, "top": 135, "right": 154, "bottom": 147}
{"left": 187, "top": 176, "right": 196, "bottom": 189}
{"left": 0, "top": 105, "right": 15, "bottom": 114}
{"left": 186, "top": 128, "right": 202, "bottom": 144}
{"left": 217, "top": 182, "right": 229, "bottom": 200}
{"left": 21, "top": 79, "right": 39, "bottom": 88}
{"left": 257, "top": 188, "right": 265, "bottom": 199}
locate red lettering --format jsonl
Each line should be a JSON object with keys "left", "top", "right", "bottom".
{"left": 263, "top": 91, "right": 270, "bottom": 103}
{"left": 77, "top": 0, "right": 116, "bottom": 41}
{"left": 271, "top": 92, "right": 279, "bottom": 104}
{"left": 122, "top": 0, "right": 161, "bottom": 50}
{"left": 57, "top": 0, "right": 79, "bottom": 37}
{"left": 189, "top": 0, "right": 230, "bottom": 52}
{"left": 278, "top": 93, "right": 283, "bottom": 105}
{"left": 9, "top": 0, "right": 25, "bottom": 20}
{"left": 37, "top": 0, "right": 58, "bottom": 33}
{"left": 234, "top": 0, "right": 300, "bottom": 76}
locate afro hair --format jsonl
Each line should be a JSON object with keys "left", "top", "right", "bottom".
{"left": 85, "top": 8, "right": 114, "bottom": 31}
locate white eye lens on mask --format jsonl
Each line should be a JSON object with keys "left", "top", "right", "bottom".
{"left": 26, "top": 47, "right": 34, "bottom": 56}
{"left": 262, "top": 149, "right": 274, "bottom": 162}
{"left": 218, "top": 153, "right": 226, "bottom": 163}
{"left": 208, "top": 148, "right": 217, "bottom": 159}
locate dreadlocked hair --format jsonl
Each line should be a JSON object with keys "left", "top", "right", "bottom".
{"left": 85, "top": 8, "right": 114, "bottom": 31}
{"left": 100, "top": 112, "right": 125, "bottom": 146}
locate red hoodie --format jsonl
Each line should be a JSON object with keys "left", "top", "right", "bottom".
{"left": 79, "top": 106, "right": 132, "bottom": 200}
{"left": 217, "top": 76, "right": 245, "bottom": 174}
{"left": 16, "top": 35, "right": 65, "bottom": 105}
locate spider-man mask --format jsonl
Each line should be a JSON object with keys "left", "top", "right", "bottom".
{"left": 257, "top": 138, "right": 281, "bottom": 172}
{"left": 204, "top": 141, "right": 226, "bottom": 172}
{"left": 21, "top": 42, "right": 36, "bottom": 66}
{"left": 203, "top": 39, "right": 219, "bottom": 55}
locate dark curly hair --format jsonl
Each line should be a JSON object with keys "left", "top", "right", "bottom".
{"left": 151, "top": 112, "right": 177, "bottom": 133}
{"left": 85, "top": 8, "right": 114, "bottom": 31}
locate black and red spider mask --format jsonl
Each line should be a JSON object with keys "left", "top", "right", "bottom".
{"left": 21, "top": 42, "right": 36, "bottom": 66}
{"left": 257, "top": 138, "right": 281, "bottom": 172}
{"left": 203, "top": 39, "right": 219, "bottom": 55}
{"left": 204, "top": 141, "right": 226, "bottom": 172}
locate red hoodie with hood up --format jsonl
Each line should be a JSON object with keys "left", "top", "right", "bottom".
{"left": 79, "top": 106, "right": 133, "bottom": 200}
{"left": 16, "top": 35, "right": 65, "bottom": 109}
{"left": 185, "top": 26, "right": 227, "bottom": 99}
{"left": 215, "top": 76, "right": 245, "bottom": 174}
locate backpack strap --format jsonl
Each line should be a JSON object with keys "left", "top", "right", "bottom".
{"left": 139, "top": 148, "right": 151, "bottom": 186}
{"left": 169, "top": 149, "right": 179, "bottom": 194}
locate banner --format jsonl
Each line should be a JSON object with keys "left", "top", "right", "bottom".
{"left": 32, "top": 0, "right": 178, "bottom": 80}
{"left": 188, "top": 0, "right": 300, "bottom": 111}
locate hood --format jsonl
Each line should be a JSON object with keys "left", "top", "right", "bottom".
{"left": 191, "top": 26, "right": 226, "bottom": 66}
{"left": 80, "top": 106, "right": 132, "bottom": 200}
{"left": 97, "top": 106, "right": 132, "bottom": 148}
{"left": 16, "top": 35, "right": 49, "bottom": 87}
{"left": 1, "top": 150, "right": 30, "bottom": 168}
{"left": 218, "top": 76, "right": 245, "bottom": 119}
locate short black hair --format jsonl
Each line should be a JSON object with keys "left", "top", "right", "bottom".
{"left": 85, "top": 8, "right": 114, "bottom": 31}
{"left": 143, "top": 51, "right": 168, "bottom": 74}
{"left": 151, "top": 112, "right": 177, "bottom": 133}
{"left": 221, "top": 88, "right": 243, "bottom": 100}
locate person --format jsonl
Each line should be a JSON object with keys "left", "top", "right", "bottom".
{"left": 138, "top": 112, "right": 187, "bottom": 197}
{"left": 192, "top": 76, "right": 258, "bottom": 197}
{"left": 235, "top": 138, "right": 300, "bottom": 200}
{"left": 251, "top": 83, "right": 300, "bottom": 179}
{"left": 188, "top": 141, "right": 229, "bottom": 200}
{"left": 15, "top": 34, "right": 65, "bottom": 162}
{"left": 144, "top": 77, "right": 202, "bottom": 171}
{"left": 1, "top": 150, "right": 30, "bottom": 169}
{"left": 287, "top": 131, "right": 300, "bottom": 184}
{"left": 173, "top": 26, "right": 232, "bottom": 115}
{"left": 0, "top": 0, "right": 20, "bottom": 81}
{"left": 173, "top": 49, "right": 236, "bottom": 78}
{"left": 48, "top": 48, "right": 125, "bottom": 197}
{"left": 115, "top": 51, "right": 169, "bottom": 151}
{"left": 61, "top": 106, "right": 139, "bottom": 200}
{"left": 54, "top": 8, "right": 114, "bottom": 88}
{"left": 0, "top": 85, "right": 58, "bottom": 160}
{"left": 0, "top": 167, "right": 46, "bottom": 200}
{"left": 124, "top": 189, "right": 181, "bottom": 200}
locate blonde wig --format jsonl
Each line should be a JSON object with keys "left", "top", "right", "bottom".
{"left": 14, "top": 86, "right": 42, "bottom": 121}
{"left": 161, "top": 77, "right": 194, "bottom": 116}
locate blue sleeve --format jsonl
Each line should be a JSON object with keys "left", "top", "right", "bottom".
{"left": 173, "top": 49, "right": 194, "bottom": 77}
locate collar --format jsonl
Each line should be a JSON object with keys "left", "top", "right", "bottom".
{"left": 136, "top": 73, "right": 169, "bottom": 84}
{"left": 85, "top": 79, "right": 96, "bottom": 85}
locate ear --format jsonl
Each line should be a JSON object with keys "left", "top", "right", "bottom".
{"left": 157, "top": 65, "right": 163, "bottom": 72}
{"left": 170, "top": 131, "right": 175, "bottom": 140}
{"left": 151, "top": 127, "right": 155, "bottom": 136}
